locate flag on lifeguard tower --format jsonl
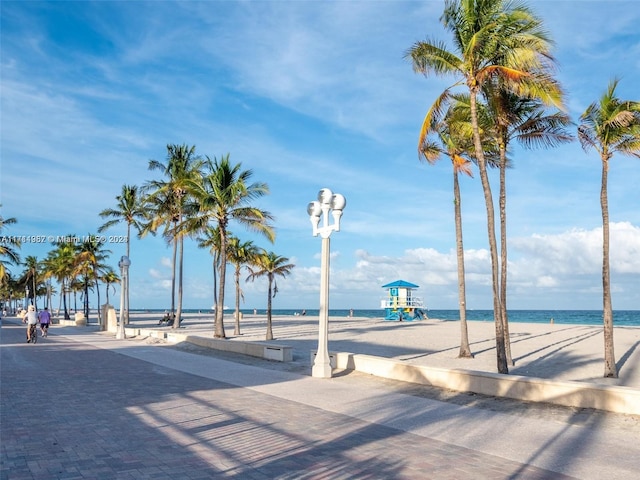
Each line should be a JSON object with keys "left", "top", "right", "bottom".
{"left": 381, "top": 280, "right": 427, "bottom": 321}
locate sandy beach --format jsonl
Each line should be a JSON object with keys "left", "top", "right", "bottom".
{"left": 125, "top": 312, "right": 640, "bottom": 390}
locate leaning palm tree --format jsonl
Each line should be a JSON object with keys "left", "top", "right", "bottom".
{"left": 419, "top": 97, "right": 478, "bottom": 358}
{"left": 578, "top": 79, "right": 640, "bottom": 378}
{"left": 406, "top": 0, "right": 562, "bottom": 373}
{"left": 227, "top": 236, "right": 260, "bottom": 335}
{"left": 185, "top": 154, "right": 275, "bottom": 339}
{"left": 246, "top": 250, "right": 294, "bottom": 341}
{"left": 144, "top": 144, "right": 202, "bottom": 328}
{"left": 0, "top": 209, "right": 21, "bottom": 282}
{"left": 98, "top": 184, "right": 147, "bottom": 324}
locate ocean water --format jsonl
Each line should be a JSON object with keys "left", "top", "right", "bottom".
{"left": 135, "top": 308, "right": 640, "bottom": 327}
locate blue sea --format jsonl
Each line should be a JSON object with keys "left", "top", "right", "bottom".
{"left": 133, "top": 309, "right": 640, "bottom": 327}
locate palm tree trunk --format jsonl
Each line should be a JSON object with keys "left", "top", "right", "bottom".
{"left": 266, "top": 275, "right": 273, "bottom": 340}
{"left": 95, "top": 277, "right": 102, "bottom": 328}
{"left": 170, "top": 231, "right": 177, "bottom": 328}
{"left": 31, "top": 275, "right": 37, "bottom": 310}
{"left": 212, "top": 254, "right": 218, "bottom": 316}
{"left": 84, "top": 280, "right": 90, "bottom": 321}
{"left": 469, "top": 86, "right": 508, "bottom": 374}
{"left": 63, "top": 287, "right": 70, "bottom": 319}
{"left": 125, "top": 223, "right": 131, "bottom": 325}
{"left": 601, "top": 156, "right": 617, "bottom": 378}
{"left": 234, "top": 268, "right": 241, "bottom": 335}
{"left": 499, "top": 147, "right": 513, "bottom": 366}
{"left": 453, "top": 170, "right": 472, "bottom": 358}
{"left": 176, "top": 235, "right": 184, "bottom": 328}
{"left": 215, "top": 230, "right": 227, "bottom": 339}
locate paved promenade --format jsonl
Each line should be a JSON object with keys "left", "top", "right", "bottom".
{"left": 1, "top": 316, "right": 639, "bottom": 479}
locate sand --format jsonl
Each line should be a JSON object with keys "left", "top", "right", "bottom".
{"left": 127, "top": 312, "right": 640, "bottom": 389}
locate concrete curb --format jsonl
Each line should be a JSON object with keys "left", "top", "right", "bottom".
{"left": 333, "top": 352, "right": 640, "bottom": 415}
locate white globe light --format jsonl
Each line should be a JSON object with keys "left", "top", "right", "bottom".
{"left": 331, "top": 193, "right": 346, "bottom": 210}
{"left": 307, "top": 201, "right": 322, "bottom": 217}
{"left": 318, "top": 188, "right": 333, "bottom": 205}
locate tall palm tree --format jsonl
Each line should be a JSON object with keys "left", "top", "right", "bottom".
{"left": 0, "top": 209, "right": 21, "bottom": 282}
{"left": 98, "top": 184, "right": 147, "bottom": 324}
{"left": 246, "top": 250, "right": 294, "bottom": 340}
{"left": 144, "top": 144, "right": 202, "bottom": 328}
{"left": 43, "top": 239, "right": 77, "bottom": 319}
{"left": 22, "top": 255, "right": 41, "bottom": 309}
{"left": 406, "top": 0, "right": 561, "bottom": 373}
{"left": 419, "top": 96, "right": 479, "bottom": 358}
{"left": 227, "top": 236, "right": 259, "bottom": 335}
{"left": 578, "top": 79, "right": 640, "bottom": 378}
{"left": 185, "top": 154, "right": 275, "bottom": 339}
{"left": 74, "top": 235, "right": 111, "bottom": 324}
{"left": 197, "top": 226, "right": 222, "bottom": 315}
{"left": 0, "top": 273, "right": 22, "bottom": 314}
{"left": 486, "top": 86, "right": 572, "bottom": 365}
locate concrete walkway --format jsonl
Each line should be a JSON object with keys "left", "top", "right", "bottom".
{"left": 2, "top": 317, "right": 639, "bottom": 479}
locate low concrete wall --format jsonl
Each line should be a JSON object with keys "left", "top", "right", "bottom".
{"left": 333, "top": 352, "right": 640, "bottom": 416}
{"left": 165, "top": 332, "right": 293, "bottom": 362}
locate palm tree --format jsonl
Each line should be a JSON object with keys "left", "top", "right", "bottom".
{"left": 406, "top": 0, "right": 561, "bottom": 373}
{"left": 227, "top": 236, "right": 259, "bottom": 335}
{"left": 0, "top": 209, "right": 21, "bottom": 282}
{"left": 144, "top": 144, "right": 202, "bottom": 328}
{"left": 246, "top": 250, "right": 294, "bottom": 340}
{"left": 22, "top": 256, "right": 40, "bottom": 309}
{"left": 43, "top": 239, "right": 77, "bottom": 319}
{"left": 98, "top": 184, "right": 147, "bottom": 324}
{"left": 485, "top": 85, "right": 572, "bottom": 365}
{"left": 74, "top": 235, "right": 111, "bottom": 324}
{"left": 101, "top": 269, "right": 120, "bottom": 306}
{"left": 197, "top": 226, "right": 222, "bottom": 316}
{"left": 419, "top": 96, "right": 478, "bottom": 358}
{"left": 185, "top": 154, "right": 275, "bottom": 339}
{"left": 578, "top": 79, "right": 640, "bottom": 378}
{"left": 0, "top": 273, "right": 23, "bottom": 314}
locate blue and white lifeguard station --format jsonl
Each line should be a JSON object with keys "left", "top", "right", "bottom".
{"left": 380, "top": 280, "right": 427, "bottom": 321}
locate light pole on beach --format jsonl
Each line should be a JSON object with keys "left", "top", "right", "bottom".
{"left": 308, "top": 188, "right": 346, "bottom": 378}
{"left": 117, "top": 256, "right": 131, "bottom": 340}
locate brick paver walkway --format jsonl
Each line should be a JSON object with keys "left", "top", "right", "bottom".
{"left": 0, "top": 321, "right": 579, "bottom": 479}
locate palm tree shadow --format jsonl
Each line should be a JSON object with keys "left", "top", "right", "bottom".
{"left": 616, "top": 340, "right": 640, "bottom": 379}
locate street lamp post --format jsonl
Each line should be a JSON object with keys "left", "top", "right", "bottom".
{"left": 307, "top": 188, "right": 346, "bottom": 378}
{"left": 117, "top": 256, "right": 131, "bottom": 340}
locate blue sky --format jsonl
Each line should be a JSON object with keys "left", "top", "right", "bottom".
{"left": 1, "top": 1, "right": 639, "bottom": 312}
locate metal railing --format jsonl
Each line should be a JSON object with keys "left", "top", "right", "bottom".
{"left": 380, "top": 297, "right": 424, "bottom": 309}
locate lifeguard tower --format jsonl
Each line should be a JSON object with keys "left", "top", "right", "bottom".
{"left": 380, "top": 280, "right": 426, "bottom": 321}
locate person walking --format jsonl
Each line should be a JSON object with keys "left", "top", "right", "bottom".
{"left": 38, "top": 307, "right": 52, "bottom": 337}
{"left": 23, "top": 305, "right": 38, "bottom": 342}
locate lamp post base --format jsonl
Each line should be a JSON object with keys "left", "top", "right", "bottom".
{"left": 312, "top": 360, "right": 332, "bottom": 378}
{"left": 116, "top": 326, "right": 125, "bottom": 340}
